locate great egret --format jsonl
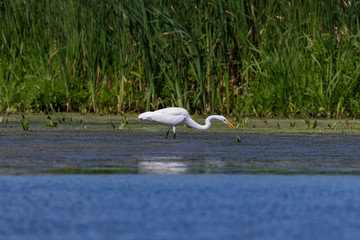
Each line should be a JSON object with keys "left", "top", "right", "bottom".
{"left": 138, "top": 107, "right": 236, "bottom": 139}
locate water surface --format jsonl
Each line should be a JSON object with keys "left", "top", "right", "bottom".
{"left": 1, "top": 129, "right": 360, "bottom": 174}
{"left": 1, "top": 174, "right": 360, "bottom": 240}
{"left": 1, "top": 115, "right": 360, "bottom": 240}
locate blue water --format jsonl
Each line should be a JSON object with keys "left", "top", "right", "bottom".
{"left": 1, "top": 175, "right": 360, "bottom": 240}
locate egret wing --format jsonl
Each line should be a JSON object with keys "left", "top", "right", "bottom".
{"left": 139, "top": 108, "right": 187, "bottom": 126}
{"left": 155, "top": 107, "right": 189, "bottom": 116}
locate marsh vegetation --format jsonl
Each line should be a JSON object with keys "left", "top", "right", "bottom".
{"left": 1, "top": 0, "right": 360, "bottom": 118}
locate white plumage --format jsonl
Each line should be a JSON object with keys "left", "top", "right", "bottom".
{"left": 138, "top": 107, "right": 236, "bottom": 138}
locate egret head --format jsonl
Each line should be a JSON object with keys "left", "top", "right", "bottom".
{"left": 212, "top": 116, "right": 236, "bottom": 129}
{"left": 223, "top": 118, "right": 236, "bottom": 129}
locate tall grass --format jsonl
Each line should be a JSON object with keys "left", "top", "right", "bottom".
{"left": 1, "top": 0, "right": 360, "bottom": 117}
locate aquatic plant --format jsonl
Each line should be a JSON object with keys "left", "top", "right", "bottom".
{"left": 118, "top": 115, "right": 128, "bottom": 129}
{"left": 109, "top": 119, "right": 116, "bottom": 130}
{"left": 20, "top": 114, "right": 29, "bottom": 131}
{"left": 0, "top": 116, "right": 7, "bottom": 128}
{"left": 312, "top": 120, "right": 318, "bottom": 129}
{"left": 80, "top": 119, "right": 87, "bottom": 130}
{"left": 46, "top": 116, "right": 57, "bottom": 128}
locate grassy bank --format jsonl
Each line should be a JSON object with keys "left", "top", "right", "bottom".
{"left": 1, "top": 113, "right": 360, "bottom": 135}
{"left": 1, "top": 0, "right": 360, "bottom": 117}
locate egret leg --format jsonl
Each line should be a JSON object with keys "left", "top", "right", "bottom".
{"left": 173, "top": 126, "right": 176, "bottom": 139}
{"left": 165, "top": 126, "right": 171, "bottom": 139}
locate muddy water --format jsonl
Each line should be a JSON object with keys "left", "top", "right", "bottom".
{"left": 1, "top": 126, "right": 360, "bottom": 174}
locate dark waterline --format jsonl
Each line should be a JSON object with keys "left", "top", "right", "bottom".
{"left": 1, "top": 174, "right": 360, "bottom": 240}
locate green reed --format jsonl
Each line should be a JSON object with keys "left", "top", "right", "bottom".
{"left": 1, "top": 0, "right": 360, "bottom": 117}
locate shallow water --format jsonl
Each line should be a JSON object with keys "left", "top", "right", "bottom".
{"left": 2, "top": 115, "right": 360, "bottom": 239}
{"left": 1, "top": 175, "right": 360, "bottom": 240}
{"left": 1, "top": 129, "right": 360, "bottom": 174}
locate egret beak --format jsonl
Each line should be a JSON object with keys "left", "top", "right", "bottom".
{"left": 224, "top": 119, "right": 236, "bottom": 129}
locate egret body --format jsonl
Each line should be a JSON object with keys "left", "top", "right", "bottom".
{"left": 138, "top": 107, "right": 236, "bottom": 139}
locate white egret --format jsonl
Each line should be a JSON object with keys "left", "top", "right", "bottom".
{"left": 138, "top": 107, "right": 236, "bottom": 139}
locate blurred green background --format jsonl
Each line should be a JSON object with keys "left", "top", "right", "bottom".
{"left": 1, "top": 0, "right": 360, "bottom": 117}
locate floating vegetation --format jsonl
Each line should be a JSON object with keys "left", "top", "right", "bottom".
{"left": 20, "top": 115, "right": 29, "bottom": 131}
{"left": 237, "top": 117, "right": 249, "bottom": 128}
{"left": 312, "top": 120, "right": 318, "bottom": 129}
{"left": 118, "top": 115, "right": 128, "bottom": 130}
{"left": 0, "top": 117, "right": 9, "bottom": 128}
{"left": 80, "top": 119, "right": 87, "bottom": 130}
{"left": 329, "top": 123, "right": 337, "bottom": 130}
{"left": 1, "top": 114, "right": 360, "bottom": 135}
{"left": 109, "top": 120, "right": 116, "bottom": 130}
{"left": 46, "top": 116, "right": 57, "bottom": 128}
{"left": 345, "top": 119, "right": 350, "bottom": 128}
{"left": 57, "top": 114, "right": 72, "bottom": 124}
{"left": 57, "top": 115, "right": 66, "bottom": 124}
